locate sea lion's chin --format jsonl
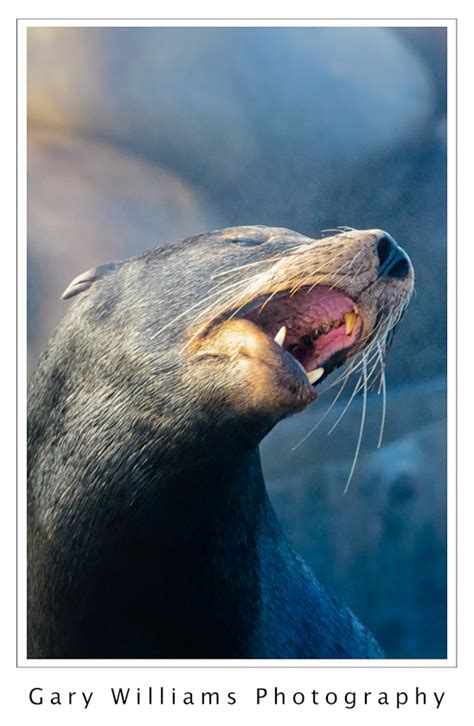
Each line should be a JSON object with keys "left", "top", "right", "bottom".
{"left": 190, "top": 318, "right": 316, "bottom": 422}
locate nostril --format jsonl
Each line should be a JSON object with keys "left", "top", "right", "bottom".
{"left": 377, "top": 234, "right": 410, "bottom": 280}
{"left": 377, "top": 236, "right": 394, "bottom": 268}
{"left": 387, "top": 257, "right": 410, "bottom": 279}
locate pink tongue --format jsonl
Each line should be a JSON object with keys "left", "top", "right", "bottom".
{"left": 246, "top": 286, "right": 355, "bottom": 339}
{"left": 309, "top": 325, "right": 351, "bottom": 364}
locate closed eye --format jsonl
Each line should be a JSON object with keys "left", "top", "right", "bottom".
{"left": 229, "top": 237, "right": 267, "bottom": 247}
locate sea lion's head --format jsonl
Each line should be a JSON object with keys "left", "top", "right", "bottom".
{"left": 55, "top": 226, "right": 413, "bottom": 452}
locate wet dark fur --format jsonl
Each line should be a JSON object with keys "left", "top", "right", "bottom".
{"left": 28, "top": 227, "right": 386, "bottom": 659}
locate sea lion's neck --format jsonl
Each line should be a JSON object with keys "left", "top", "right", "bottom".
{"left": 150, "top": 443, "right": 269, "bottom": 533}
{"left": 31, "top": 436, "right": 274, "bottom": 657}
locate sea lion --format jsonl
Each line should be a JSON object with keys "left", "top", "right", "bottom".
{"left": 27, "top": 225, "right": 413, "bottom": 659}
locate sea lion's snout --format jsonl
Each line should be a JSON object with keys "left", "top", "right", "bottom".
{"left": 182, "top": 226, "right": 413, "bottom": 435}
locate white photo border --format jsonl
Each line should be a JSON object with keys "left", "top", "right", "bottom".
{"left": 16, "top": 16, "right": 456, "bottom": 669}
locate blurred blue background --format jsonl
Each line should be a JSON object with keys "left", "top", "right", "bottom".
{"left": 27, "top": 26, "right": 447, "bottom": 658}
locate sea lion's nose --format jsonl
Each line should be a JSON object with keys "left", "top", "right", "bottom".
{"left": 376, "top": 233, "right": 410, "bottom": 280}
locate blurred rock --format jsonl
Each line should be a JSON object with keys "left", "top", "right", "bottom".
{"left": 28, "top": 26, "right": 436, "bottom": 226}
{"left": 27, "top": 130, "right": 224, "bottom": 370}
{"left": 394, "top": 27, "right": 447, "bottom": 113}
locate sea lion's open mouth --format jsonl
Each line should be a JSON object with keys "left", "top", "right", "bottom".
{"left": 243, "top": 285, "right": 363, "bottom": 386}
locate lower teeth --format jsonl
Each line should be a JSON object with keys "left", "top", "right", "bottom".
{"left": 307, "top": 367, "right": 325, "bottom": 384}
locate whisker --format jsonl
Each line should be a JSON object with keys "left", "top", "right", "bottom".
{"left": 291, "top": 372, "right": 353, "bottom": 451}
{"left": 329, "top": 307, "right": 395, "bottom": 388}
{"left": 210, "top": 253, "right": 292, "bottom": 279}
{"left": 290, "top": 248, "right": 348, "bottom": 296}
{"left": 343, "top": 352, "right": 368, "bottom": 495}
{"left": 150, "top": 278, "right": 246, "bottom": 341}
{"left": 323, "top": 348, "right": 365, "bottom": 391}
{"left": 328, "top": 250, "right": 366, "bottom": 291}
{"left": 327, "top": 372, "right": 363, "bottom": 435}
{"left": 258, "top": 287, "right": 283, "bottom": 313}
{"left": 327, "top": 328, "right": 384, "bottom": 391}
{"left": 306, "top": 258, "right": 353, "bottom": 293}
{"left": 377, "top": 345, "right": 387, "bottom": 449}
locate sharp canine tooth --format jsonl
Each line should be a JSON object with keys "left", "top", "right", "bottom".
{"left": 307, "top": 367, "right": 325, "bottom": 384}
{"left": 274, "top": 325, "right": 287, "bottom": 346}
{"left": 344, "top": 312, "right": 358, "bottom": 335}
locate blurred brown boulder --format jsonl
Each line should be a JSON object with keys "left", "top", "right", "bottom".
{"left": 28, "top": 26, "right": 435, "bottom": 224}
{"left": 28, "top": 129, "right": 224, "bottom": 370}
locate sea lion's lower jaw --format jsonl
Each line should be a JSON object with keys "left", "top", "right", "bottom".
{"left": 190, "top": 317, "right": 317, "bottom": 422}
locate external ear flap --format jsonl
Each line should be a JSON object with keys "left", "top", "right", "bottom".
{"left": 61, "top": 262, "right": 120, "bottom": 300}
